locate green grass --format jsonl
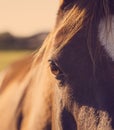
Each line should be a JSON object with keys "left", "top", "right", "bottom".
{"left": 0, "top": 50, "right": 32, "bottom": 71}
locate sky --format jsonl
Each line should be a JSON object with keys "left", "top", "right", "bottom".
{"left": 0, "top": 0, "right": 59, "bottom": 36}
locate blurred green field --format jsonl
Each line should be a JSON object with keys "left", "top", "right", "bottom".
{"left": 0, "top": 50, "right": 32, "bottom": 71}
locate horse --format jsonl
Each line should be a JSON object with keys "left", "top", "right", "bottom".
{"left": 0, "top": 0, "right": 114, "bottom": 130}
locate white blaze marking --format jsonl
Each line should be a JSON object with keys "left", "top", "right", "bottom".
{"left": 98, "top": 16, "right": 114, "bottom": 61}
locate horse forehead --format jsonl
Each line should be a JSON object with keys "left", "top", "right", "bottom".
{"left": 98, "top": 16, "right": 114, "bottom": 61}
{"left": 55, "top": 32, "right": 91, "bottom": 75}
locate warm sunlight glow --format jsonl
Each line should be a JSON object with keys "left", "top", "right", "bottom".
{"left": 0, "top": 0, "right": 59, "bottom": 36}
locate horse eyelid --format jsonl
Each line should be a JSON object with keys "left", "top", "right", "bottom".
{"left": 48, "top": 59, "right": 59, "bottom": 67}
{"left": 48, "top": 59, "right": 60, "bottom": 72}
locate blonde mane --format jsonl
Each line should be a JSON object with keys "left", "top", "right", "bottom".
{"left": 40, "top": 0, "right": 112, "bottom": 66}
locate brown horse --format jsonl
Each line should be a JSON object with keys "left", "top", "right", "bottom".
{"left": 0, "top": 0, "right": 114, "bottom": 130}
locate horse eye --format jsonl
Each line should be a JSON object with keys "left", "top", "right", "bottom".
{"left": 49, "top": 60, "right": 61, "bottom": 76}
{"left": 49, "top": 60, "right": 66, "bottom": 86}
